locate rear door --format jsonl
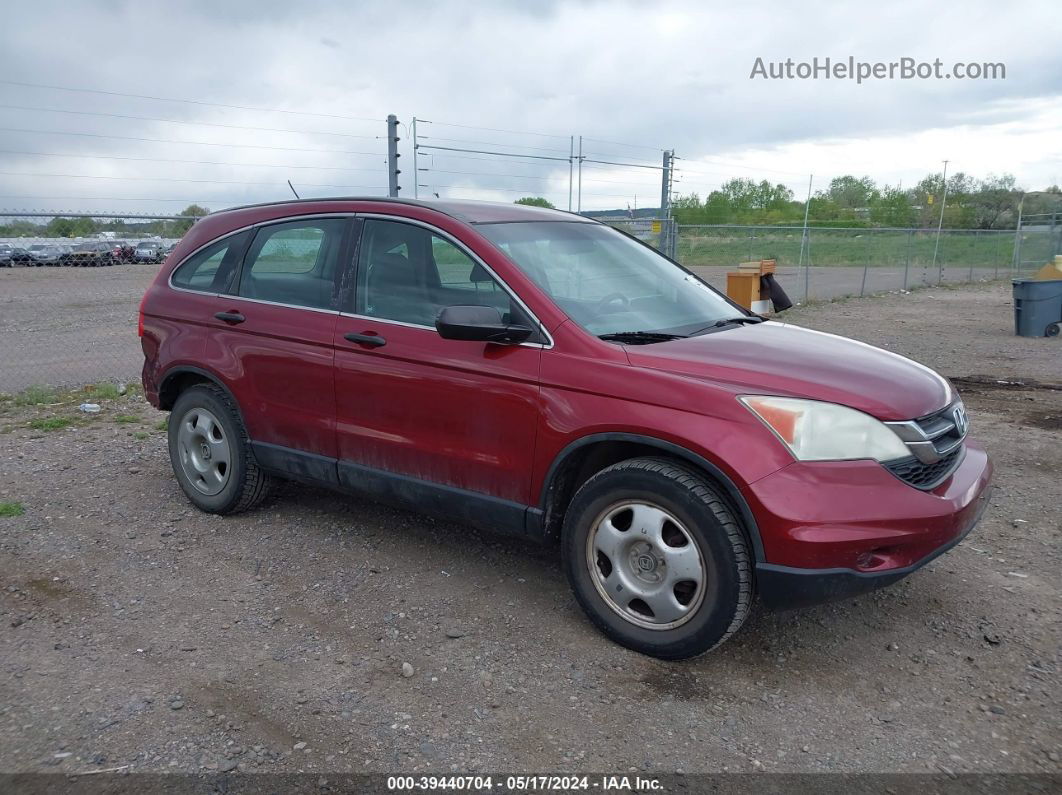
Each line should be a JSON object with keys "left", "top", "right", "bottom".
{"left": 332, "top": 216, "right": 544, "bottom": 517}
{"left": 199, "top": 216, "right": 354, "bottom": 476}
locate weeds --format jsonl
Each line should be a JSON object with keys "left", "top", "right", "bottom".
{"left": 15, "top": 385, "right": 58, "bottom": 406}
{"left": 114, "top": 414, "right": 139, "bottom": 424}
{"left": 28, "top": 417, "right": 72, "bottom": 431}
{"left": 0, "top": 501, "right": 25, "bottom": 518}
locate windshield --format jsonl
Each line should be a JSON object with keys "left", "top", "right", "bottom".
{"left": 478, "top": 221, "right": 740, "bottom": 337}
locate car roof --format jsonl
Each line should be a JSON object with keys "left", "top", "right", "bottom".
{"left": 209, "top": 196, "right": 594, "bottom": 225}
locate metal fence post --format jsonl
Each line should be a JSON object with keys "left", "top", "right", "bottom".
{"left": 968, "top": 230, "right": 977, "bottom": 282}
{"left": 902, "top": 229, "right": 912, "bottom": 290}
{"left": 804, "top": 227, "right": 811, "bottom": 303}
{"left": 860, "top": 232, "right": 869, "bottom": 296}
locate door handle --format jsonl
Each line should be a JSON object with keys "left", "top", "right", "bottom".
{"left": 214, "top": 311, "right": 245, "bottom": 324}
{"left": 344, "top": 332, "right": 386, "bottom": 348}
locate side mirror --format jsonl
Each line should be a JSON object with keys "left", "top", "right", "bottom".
{"left": 435, "top": 305, "right": 534, "bottom": 345}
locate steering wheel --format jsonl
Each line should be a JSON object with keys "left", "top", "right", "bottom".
{"left": 595, "top": 292, "right": 630, "bottom": 313}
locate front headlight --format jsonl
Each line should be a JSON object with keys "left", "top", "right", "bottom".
{"left": 739, "top": 396, "right": 910, "bottom": 462}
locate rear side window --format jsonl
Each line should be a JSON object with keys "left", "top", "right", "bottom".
{"left": 238, "top": 219, "right": 347, "bottom": 310}
{"left": 171, "top": 231, "right": 249, "bottom": 292}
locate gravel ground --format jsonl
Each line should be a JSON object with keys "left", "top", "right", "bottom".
{"left": 0, "top": 261, "right": 1005, "bottom": 393}
{"left": 0, "top": 282, "right": 1059, "bottom": 778}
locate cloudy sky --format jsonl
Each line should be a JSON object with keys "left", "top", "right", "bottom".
{"left": 0, "top": 0, "right": 1059, "bottom": 215}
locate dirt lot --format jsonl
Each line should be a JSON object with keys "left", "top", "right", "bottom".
{"left": 0, "top": 282, "right": 1059, "bottom": 778}
{"left": 0, "top": 261, "right": 1004, "bottom": 393}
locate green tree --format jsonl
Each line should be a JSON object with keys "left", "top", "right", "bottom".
{"left": 824, "top": 176, "right": 879, "bottom": 209}
{"left": 869, "top": 185, "right": 914, "bottom": 227}
{"left": 514, "top": 197, "right": 555, "bottom": 209}
{"left": 170, "top": 203, "right": 210, "bottom": 236}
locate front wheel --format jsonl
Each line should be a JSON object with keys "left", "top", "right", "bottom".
{"left": 1047, "top": 322, "right": 1060, "bottom": 338}
{"left": 168, "top": 384, "right": 274, "bottom": 514}
{"left": 562, "top": 457, "right": 752, "bottom": 660}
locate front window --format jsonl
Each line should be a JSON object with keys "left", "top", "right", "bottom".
{"left": 477, "top": 222, "right": 740, "bottom": 338}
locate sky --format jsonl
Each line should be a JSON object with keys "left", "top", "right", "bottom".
{"left": 0, "top": 0, "right": 1059, "bottom": 216}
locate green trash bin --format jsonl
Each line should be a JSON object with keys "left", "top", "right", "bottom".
{"left": 1012, "top": 279, "right": 1062, "bottom": 337}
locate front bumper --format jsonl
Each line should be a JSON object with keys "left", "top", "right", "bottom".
{"left": 744, "top": 440, "right": 993, "bottom": 609}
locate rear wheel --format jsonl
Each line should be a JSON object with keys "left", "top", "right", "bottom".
{"left": 562, "top": 457, "right": 752, "bottom": 660}
{"left": 1047, "top": 322, "right": 1060, "bottom": 338}
{"left": 168, "top": 384, "right": 274, "bottom": 514}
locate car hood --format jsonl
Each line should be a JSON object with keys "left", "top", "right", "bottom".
{"left": 625, "top": 321, "right": 953, "bottom": 421}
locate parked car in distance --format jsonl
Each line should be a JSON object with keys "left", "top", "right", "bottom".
{"left": 26, "top": 244, "right": 67, "bottom": 266}
{"left": 133, "top": 241, "right": 164, "bottom": 263}
{"left": 113, "top": 241, "right": 134, "bottom": 262}
{"left": 1, "top": 244, "right": 31, "bottom": 267}
{"left": 66, "top": 241, "right": 119, "bottom": 267}
{"left": 140, "top": 198, "right": 993, "bottom": 660}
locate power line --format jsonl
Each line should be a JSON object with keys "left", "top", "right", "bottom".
{"left": 419, "top": 119, "right": 570, "bottom": 139}
{"left": 581, "top": 136, "right": 666, "bottom": 154}
{"left": 416, "top": 143, "right": 569, "bottom": 163}
{"left": 0, "top": 127, "right": 385, "bottom": 155}
{"left": 0, "top": 191, "right": 388, "bottom": 204}
{"left": 419, "top": 135, "right": 570, "bottom": 155}
{"left": 418, "top": 168, "right": 559, "bottom": 182}
{"left": 0, "top": 149, "right": 384, "bottom": 173}
{"left": 0, "top": 104, "right": 379, "bottom": 139}
{"left": 0, "top": 171, "right": 385, "bottom": 189}
{"left": 0, "top": 79, "right": 381, "bottom": 122}
{"left": 414, "top": 150, "right": 564, "bottom": 171}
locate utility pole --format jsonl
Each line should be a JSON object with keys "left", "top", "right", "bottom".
{"left": 931, "top": 159, "right": 949, "bottom": 281}
{"left": 577, "top": 136, "right": 583, "bottom": 213}
{"left": 797, "top": 174, "right": 813, "bottom": 303}
{"left": 659, "top": 150, "right": 674, "bottom": 253}
{"left": 411, "top": 117, "right": 419, "bottom": 199}
{"left": 568, "top": 136, "right": 574, "bottom": 212}
{"left": 386, "top": 114, "right": 401, "bottom": 198}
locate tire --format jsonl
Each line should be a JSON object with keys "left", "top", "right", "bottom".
{"left": 1047, "top": 323, "right": 1060, "bottom": 338}
{"left": 168, "top": 383, "right": 274, "bottom": 515}
{"left": 562, "top": 457, "right": 752, "bottom": 660}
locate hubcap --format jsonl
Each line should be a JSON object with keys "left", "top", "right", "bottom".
{"left": 586, "top": 501, "right": 706, "bottom": 630}
{"left": 176, "top": 407, "right": 231, "bottom": 496}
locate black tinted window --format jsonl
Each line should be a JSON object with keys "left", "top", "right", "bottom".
{"left": 237, "top": 219, "right": 346, "bottom": 310}
{"left": 171, "top": 231, "right": 249, "bottom": 293}
{"left": 355, "top": 220, "right": 529, "bottom": 333}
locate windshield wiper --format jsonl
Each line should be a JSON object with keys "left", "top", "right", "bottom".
{"left": 598, "top": 331, "right": 687, "bottom": 344}
{"left": 689, "top": 316, "right": 766, "bottom": 335}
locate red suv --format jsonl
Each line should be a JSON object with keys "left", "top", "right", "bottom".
{"left": 140, "top": 198, "right": 993, "bottom": 659}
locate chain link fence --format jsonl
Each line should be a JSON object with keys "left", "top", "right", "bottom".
{"left": 598, "top": 217, "right": 678, "bottom": 259}
{"left": 675, "top": 224, "right": 1060, "bottom": 304}
{"left": 3, "top": 211, "right": 1059, "bottom": 395}
{"left": 1, "top": 212, "right": 195, "bottom": 393}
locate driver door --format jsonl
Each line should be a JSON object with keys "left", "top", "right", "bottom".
{"left": 332, "top": 217, "right": 544, "bottom": 529}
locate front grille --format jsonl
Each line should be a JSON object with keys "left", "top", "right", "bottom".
{"left": 885, "top": 446, "right": 963, "bottom": 490}
{"left": 884, "top": 401, "right": 968, "bottom": 490}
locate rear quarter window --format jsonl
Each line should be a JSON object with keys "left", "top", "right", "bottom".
{"left": 171, "top": 231, "right": 250, "bottom": 293}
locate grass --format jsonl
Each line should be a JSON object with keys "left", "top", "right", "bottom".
{"left": 0, "top": 501, "right": 25, "bottom": 518}
{"left": 133, "top": 431, "right": 150, "bottom": 440}
{"left": 28, "top": 417, "right": 72, "bottom": 431}
{"left": 155, "top": 419, "right": 168, "bottom": 431}
{"left": 85, "top": 382, "right": 121, "bottom": 400}
{"left": 673, "top": 227, "right": 1043, "bottom": 272}
{"left": 15, "top": 385, "right": 59, "bottom": 406}
{"left": 114, "top": 414, "right": 139, "bottom": 424}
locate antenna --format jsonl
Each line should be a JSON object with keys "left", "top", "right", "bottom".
{"left": 287, "top": 180, "right": 300, "bottom": 199}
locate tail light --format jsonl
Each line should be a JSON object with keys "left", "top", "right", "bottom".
{"left": 137, "top": 293, "right": 146, "bottom": 337}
